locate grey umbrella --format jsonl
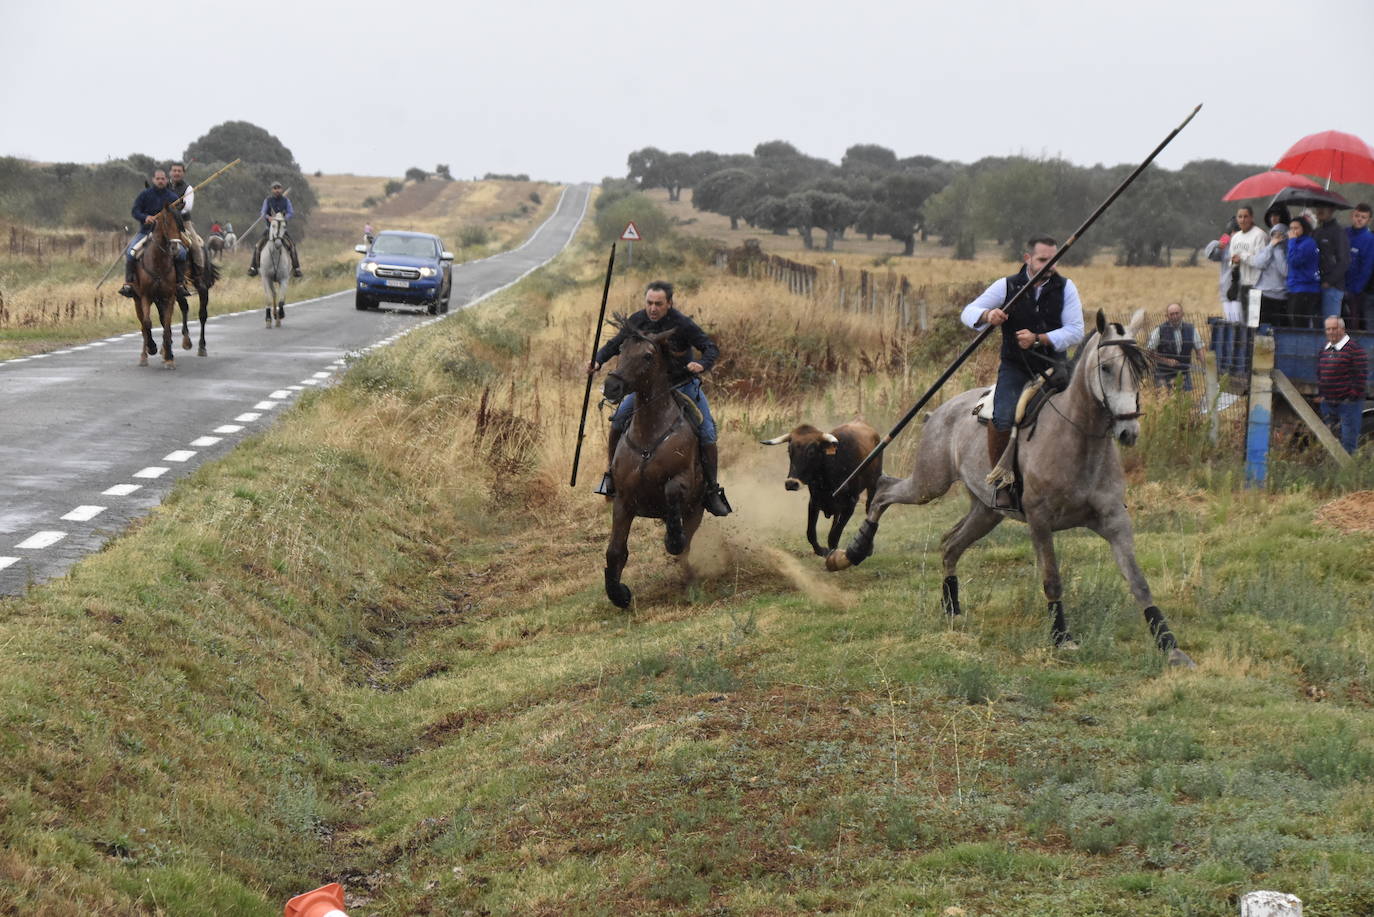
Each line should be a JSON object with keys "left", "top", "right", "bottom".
{"left": 1269, "top": 186, "right": 1353, "bottom": 210}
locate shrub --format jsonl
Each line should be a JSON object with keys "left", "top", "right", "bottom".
{"left": 458, "top": 226, "right": 489, "bottom": 248}
{"left": 384, "top": 180, "right": 403, "bottom": 196}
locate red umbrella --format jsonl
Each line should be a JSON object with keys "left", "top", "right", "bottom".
{"left": 1222, "top": 170, "right": 1324, "bottom": 201}
{"left": 1273, "top": 130, "right": 1374, "bottom": 186}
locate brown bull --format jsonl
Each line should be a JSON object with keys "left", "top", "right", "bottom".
{"left": 760, "top": 421, "right": 885, "bottom": 556}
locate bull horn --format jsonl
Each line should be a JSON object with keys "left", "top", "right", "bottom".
{"left": 822, "top": 433, "right": 839, "bottom": 443}
{"left": 759, "top": 433, "right": 791, "bottom": 445}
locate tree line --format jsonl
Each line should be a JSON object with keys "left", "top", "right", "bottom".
{"left": 625, "top": 143, "right": 1284, "bottom": 265}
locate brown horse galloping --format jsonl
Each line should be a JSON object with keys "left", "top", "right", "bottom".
{"left": 601, "top": 327, "right": 707, "bottom": 608}
{"left": 129, "top": 206, "right": 183, "bottom": 368}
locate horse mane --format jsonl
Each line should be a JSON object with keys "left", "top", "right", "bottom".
{"left": 1083, "top": 326, "right": 1154, "bottom": 380}
{"left": 608, "top": 312, "right": 654, "bottom": 344}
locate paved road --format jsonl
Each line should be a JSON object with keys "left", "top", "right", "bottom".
{"left": 0, "top": 184, "right": 590, "bottom": 595}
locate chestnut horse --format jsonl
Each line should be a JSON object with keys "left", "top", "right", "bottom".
{"left": 601, "top": 327, "right": 706, "bottom": 608}
{"left": 176, "top": 242, "right": 219, "bottom": 357}
{"left": 128, "top": 206, "right": 182, "bottom": 368}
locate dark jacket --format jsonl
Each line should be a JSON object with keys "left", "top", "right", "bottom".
{"left": 1286, "top": 236, "right": 1320, "bottom": 294}
{"left": 1317, "top": 338, "right": 1368, "bottom": 402}
{"left": 1313, "top": 218, "right": 1351, "bottom": 289}
{"left": 1000, "top": 265, "right": 1066, "bottom": 362}
{"left": 596, "top": 307, "right": 719, "bottom": 387}
{"left": 261, "top": 194, "right": 294, "bottom": 219}
{"left": 1346, "top": 225, "right": 1374, "bottom": 294}
{"left": 131, "top": 186, "right": 181, "bottom": 228}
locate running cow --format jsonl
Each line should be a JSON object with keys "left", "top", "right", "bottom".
{"left": 760, "top": 421, "right": 885, "bottom": 556}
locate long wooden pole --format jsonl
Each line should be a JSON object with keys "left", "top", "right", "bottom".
{"left": 831, "top": 104, "right": 1203, "bottom": 499}
{"left": 570, "top": 243, "right": 617, "bottom": 486}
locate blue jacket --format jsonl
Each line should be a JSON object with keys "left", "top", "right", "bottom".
{"left": 1347, "top": 225, "right": 1374, "bottom": 294}
{"left": 131, "top": 185, "right": 179, "bottom": 226}
{"left": 260, "top": 194, "right": 294, "bottom": 220}
{"left": 1286, "top": 235, "right": 1320, "bottom": 294}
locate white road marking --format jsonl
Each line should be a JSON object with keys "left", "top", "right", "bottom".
{"left": 89, "top": 342, "right": 107, "bottom": 347}
{"left": 253, "top": 401, "right": 277, "bottom": 410}
{"left": 0, "top": 557, "right": 17, "bottom": 570}
{"left": 17, "top": 531, "right": 66, "bottom": 549}
{"left": 214, "top": 424, "right": 244, "bottom": 433}
{"left": 103, "top": 484, "right": 141, "bottom": 496}
{"left": 300, "top": 379, "right": 319, "bottom": 386}
{"left": 312, "top": 372, "right": 331, "bottom": 379}
{"left": 235, "top": 412, "right": 262, "bottom": 422}
{"left": 62, "top": 506, "right": 106, "bottom": 522}
{"left": 103, "top": 336, "right": 124, "bottom": 343}
{"left": 269, "top": 390, "right": 290, "bottom": 399}
{"left": 190, "top": 436, "right": 221, "bottom": 447}
{"left": 133, "top": 467, "right": 169, "bottom": 479}
{"left": 163, "top": 450, "right": 197, "bottom": 462}
{"left": 287, "top": 385, "right": 304, "bottom": 391}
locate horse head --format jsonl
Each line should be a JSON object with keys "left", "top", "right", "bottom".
{"left": 1083, "top": 309, "right": 1153, "bottom": 446}
{"left": 603, "top": 325, "right": 674, "bottom": 404}
{"left": 267, "top": 214, "right": 286, "bottom": 242}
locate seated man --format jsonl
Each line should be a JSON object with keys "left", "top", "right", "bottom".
{"left": 167, "top": 162, "right": 205, "bottom": 284}
{"left": 586, "top": 280, "right": 731, "bottom": 517}
{"left": 247, "top": 182, "right": 302, "bottom": 278}
{"left": 1147, "top": 303, "right": 1203, "bottom": 390}
{"left": 118, "top": 168, "right": 187, "bottom": 298}
{"left": 961, "top": 235, "right": 1085, "bottom": 509}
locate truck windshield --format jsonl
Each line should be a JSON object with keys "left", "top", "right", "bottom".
{"left": 372, "top": 237, "right": 438, "bottom": 257}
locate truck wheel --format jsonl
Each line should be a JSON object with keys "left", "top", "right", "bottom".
{"left": 355, "top": 292, "right": 372, "bottom": 311}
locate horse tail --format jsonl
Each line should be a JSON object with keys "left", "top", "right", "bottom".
{"left": 204, "top": 258, "right": 220, "bottom": 289}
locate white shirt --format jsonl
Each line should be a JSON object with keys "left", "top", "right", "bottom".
{"left": 961, "top": 274, "right": 1085, "bottom": 353}
{"left": 1230, "top": 226, "right": 1269, "bottom": 287}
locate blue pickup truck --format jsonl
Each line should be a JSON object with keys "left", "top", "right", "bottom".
{"left": 354, "top": 230, "right": 454, "bottom": 314}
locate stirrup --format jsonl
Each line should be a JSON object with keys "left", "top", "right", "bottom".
{"left": 594, "top": 472, "right": 615, "bottom": 497}
{"left": 292, "top": 268, "right": 303, "bottom": 278}
{"left": 246, "top": 266, "right": 258, "bottom": 277}
{"left": 993, "top": 483, "right": 1019, "bottom": 512}
{"left": 117, "top": 283, "right": 136, "bottom": 298}
{"left": 705, "top": 485, "right": 732, "bottom": 517}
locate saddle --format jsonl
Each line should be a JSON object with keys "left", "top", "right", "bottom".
{"left": 672, "top": 389, "right": 704, "bottom": 427}
{"left": 972, "top": 372, "right": 1056, "bottom": 434}
{"left": 973, "top": 364, "right": 1068, "bottom": 508}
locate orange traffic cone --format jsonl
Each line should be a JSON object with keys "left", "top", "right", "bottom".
{"left": 284, "top": 882, "right": 350, "bottom": 917}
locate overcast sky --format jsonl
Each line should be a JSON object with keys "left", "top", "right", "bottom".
{"left": 6, "top": 0, "right": 1371, "bottom": 182}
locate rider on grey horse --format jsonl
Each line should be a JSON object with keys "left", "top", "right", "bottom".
{"left": 118, "top": 168, "right": 188, "bottom": 298}
{"left": 247, "top": 183, "right": 302, "bottom": 278}
{"left": 961, "top": 235, "right": 1084, "bottom": 508}
{"left": 587, "top": 280, "right": 732, "bottom": 517}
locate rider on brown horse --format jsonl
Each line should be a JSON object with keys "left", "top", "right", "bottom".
{"left": 119, "top": 169, "right": 188, "bottom": 299}
{"left": 247, "top": 183, "right": 302, "bottom": 278}
{"left": 587, "top": 280, "right": 732, "bottom": 517}
{"left": 168, "top": 162, "right": 205, "bottom": 287}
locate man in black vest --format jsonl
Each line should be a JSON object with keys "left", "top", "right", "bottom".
{"left": 961, "top": 236, "right": 1085, "bottom": 508}
{"left": 1146, "top": 303, "right": 1202, "bottom": 390}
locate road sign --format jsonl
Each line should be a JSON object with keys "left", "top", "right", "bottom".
{"left": 619, "top": 222, "right": 641, "bottom": 242}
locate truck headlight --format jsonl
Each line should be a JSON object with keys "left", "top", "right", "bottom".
{"left": 418, "top": 266, "right": 436, "bottom": 278}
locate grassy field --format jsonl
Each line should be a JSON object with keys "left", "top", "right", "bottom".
{"left": 0, "top": 199, "right": 1371, "bottom": 915}
{"left": 0, "top": 176, "right": 558, "bottom": 360}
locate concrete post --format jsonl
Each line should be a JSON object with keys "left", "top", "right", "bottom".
{"left": 1240, "top": 890, "right": 1301, "bottom": 916}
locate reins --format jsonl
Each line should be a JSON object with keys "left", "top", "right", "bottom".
{"left": 1035, "top": 334, "right": 1146, "bottom": 439}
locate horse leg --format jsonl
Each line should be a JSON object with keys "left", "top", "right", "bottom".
{"left": 604, "top": 500, "right": 634, "bottom": 608}
{"left": 679, "top": 505, "right": 705, "bottom": 590}
{"left": 806, "top": 499, "right": 824, "bottom": 557}
{"left": 197, "top": 288, "right": 209, "bottom": 357}
{"left": 664, "top": 479, "right": 688, "bottom": 556}
{"left": 157, "top": 299, "right": 175, "bottom": 368}
{"left": 1088, "top": 512, "right": 1194, "bottom": 666}
{"left": 177, "top": 290, "right": 192, "bottom": 350}
{"left": 826, "top": 502, "right": 855, "bottom": 556}
{"left": 938, "top": 494, "right": 1004, "bottom": 616}
{"left": 826, "top": 468, "right": 938, "bottom": 572}
{"left": 135, "top": 297, "right": 152, "bottom": 366}
{"left": 1026, "top": 519, "right": 1072, "bottom": 647}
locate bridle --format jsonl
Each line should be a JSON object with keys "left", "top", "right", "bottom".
{"left": 1038, "top": 334, "right": 1147, "bottom": 439}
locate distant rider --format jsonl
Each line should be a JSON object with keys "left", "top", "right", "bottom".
{"left": 118, "top": 168, "right": 188, "bottom": 298}
{"left": 961, "top": 235, "right": 1085, "bottom": 509}
{"left": 587, "top": 280, "right": 732, "bottom": 517}
{"left": 247, "top": 182, "right": 302, "bottom": 278}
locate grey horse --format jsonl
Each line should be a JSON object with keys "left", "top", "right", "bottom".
{"left": 827, "top": 310, "right": 1194, "bottom": 666}
{"left": 261, "top": 214, "right": 291, "bottom": 328}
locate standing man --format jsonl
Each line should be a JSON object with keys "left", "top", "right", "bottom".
{"left": 586, "top": 280, "right": 731, "bottom": 517}
{"left": 1312, "top": 204, "right": 1351, "bottom": 322}
{"left": 1345, "top": 203, "right": 1374, "bottom": 331}
{"left": 1229, "top": 206, "right": 1269, "bottom": 316}
{"left": 118, "top": 168, "right": 187, "bottom": 298}
{"left": 247, "top": 182, "right": 302, "bottom": 278}
{"left": 1317, "top": 316, "right": 1368, "bottom": 455}
{"left": 961, "top": 236, "right": 1085, "bottom": 508}
{"left": 1147, "top": 303, "right": 1204, "bottom": 389}
{"left": 167, "top": 162, "right": 204, "bottom": 288}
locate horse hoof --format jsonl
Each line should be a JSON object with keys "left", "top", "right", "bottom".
{"left": 163, "top": 362, "right": 176, "bottom": 371}
{"left": 275, "top": 319, "right": 282, "bottom": 328}
{"left": 182, "top": 338, "right": 192, "bottom": 350}
{"left": 138, "top": 357, "right": 148, "bottom": 367}
{"left": 198, "top": 347, "right": 207, "bottom": 357}
{"left": 665, "top": 533, "right": 686, "bottom": 555}
{"left": 608, "top": 584, "right": 632, "bottom": 608}
{"left": 1167, "top": 648, "right": 1196, "bottom": 669}
{"left": 1056, "top": 639, "right": 1080, "bottom": 651}
{"left": 824, "top": 549, "right": 851, "bottom": 572}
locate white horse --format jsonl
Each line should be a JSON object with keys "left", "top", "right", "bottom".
{"left": 261, "top": 215, "right": 291, "bottom": 328}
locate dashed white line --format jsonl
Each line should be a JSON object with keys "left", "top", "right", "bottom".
{"left": 163, "top": 450, "right": 197, "bottom": 462}
{"left": 235, "top": 412, "right": 262, "bottom": 422}
{"left": 269, "top": 390, "right": 290, "bottom": 399}
{"left": 17, "top": 531, "right": 66, "bottom": 550}
{"left": 300, "top": 380, "right": 319, "bottom": 386}
{"left": 287, "top": 385, "right": 305, "bottom": 391}
{"left": 61, "top": 506, "right": 106, "bottom": 522}
{"left": 0, "top": 557, "right": 17, "bottom": 570}
{"left": 214, "top": 424, "right": 244, "bottom": 433}
{"left": 133, "top": 467, "right": 169, "bottom": 479}
{"left": 311, "top": 372, "right": 332, "bottom": 379}
{"left": 253, "top": 401, "right": 277, "bottom": 410}
{"left": 103, "top": 484, "right": 141, "bottom": 496}
{"left": 190, "top": 436, "right": 221, "bottom": 447}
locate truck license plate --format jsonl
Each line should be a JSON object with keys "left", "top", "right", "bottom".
{"left": 385, "top": 279, "right": 410, "bottom": 288}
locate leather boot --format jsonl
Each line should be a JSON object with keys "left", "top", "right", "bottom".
{"left": 118, "top": 260, "right": 137, "bottom": 298}
{"left": 247, "top": 242, "right": 260, "bottom": 276}
{"left": 987, "top": 425, "right": 1015, "bottom": 510}
{"left": 594, "top": 426, "right": 623, "bottom": 496}
{"left": 289, "top": 242, "right": 302, "bottom": 278}
{"left": 174, "top": 260, "right": 190, "bottom": 297}
{"left": 701, "top": 442, "right": 732, "bottom": 516}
